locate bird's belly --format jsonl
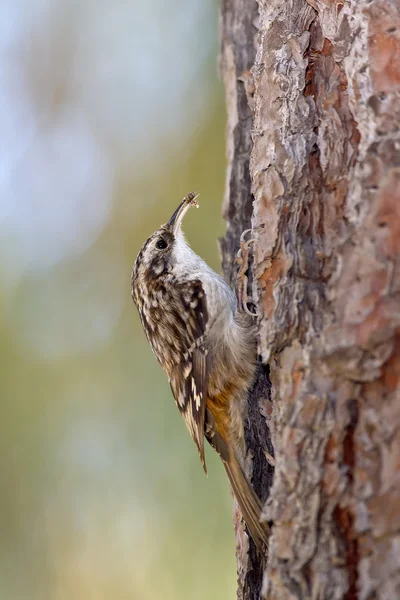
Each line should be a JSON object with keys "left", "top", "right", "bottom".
{"left": 206, "top": 379, "right": 242, "bottom": 442}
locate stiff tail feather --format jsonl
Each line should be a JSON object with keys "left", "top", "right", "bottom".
{"left": 223, "top": 454, "right": 269, "bottom": 550}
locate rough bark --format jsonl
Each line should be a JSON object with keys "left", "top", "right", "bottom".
{"left": 220, "top": 1, "right": 274, "bottom": 598}
{"left": 220, "top": 1, "right": 400, "bottom": 599}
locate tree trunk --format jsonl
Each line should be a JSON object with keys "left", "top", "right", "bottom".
{"left": 220, "top": 1, "right": 400, "bottom": 599}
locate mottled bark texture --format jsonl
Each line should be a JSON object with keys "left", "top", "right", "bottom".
{"left": 220, "top": 1, "right": 400, "bottom": 599}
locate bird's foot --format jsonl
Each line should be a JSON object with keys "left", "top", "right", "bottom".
{"left": 236, "top": 229, "right": 259, "bottom": 318}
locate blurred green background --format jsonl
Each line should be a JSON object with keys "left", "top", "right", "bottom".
{"left": 0, "top": 1, "right": 237, "bottom": 598}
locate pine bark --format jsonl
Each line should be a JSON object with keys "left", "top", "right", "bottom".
{"left": 220, "top": 1, "right": 400, "bottom": 599}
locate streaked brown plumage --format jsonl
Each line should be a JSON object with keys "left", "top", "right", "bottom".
{"left": 131, "top": 192, "right": 269, "bottom": 548}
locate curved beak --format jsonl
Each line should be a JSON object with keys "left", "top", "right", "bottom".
{"left": 168, "top": 192, "right": 199, "bottom": 235}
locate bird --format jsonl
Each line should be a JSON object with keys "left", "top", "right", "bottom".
{"left": 131, "top": 192, "right": 269, "bottom": 548}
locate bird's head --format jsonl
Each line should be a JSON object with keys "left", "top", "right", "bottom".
{"left": 132, "top": 192, "right": 199, "bottom": 288}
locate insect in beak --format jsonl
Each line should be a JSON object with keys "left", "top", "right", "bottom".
{"left": 168, "top": 192, "right": 200, "bottom": 235}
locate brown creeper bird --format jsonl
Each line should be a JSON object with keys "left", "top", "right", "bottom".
{"left": 131, "top": 192, "right": 269, "bottom": 548}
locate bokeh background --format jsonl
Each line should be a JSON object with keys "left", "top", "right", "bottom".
{"left": 0, "top": 1, "right": 237, "bottom": 598}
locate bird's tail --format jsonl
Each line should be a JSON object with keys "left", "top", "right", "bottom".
{"left": 223, "top": 452, "right": 269, "bottom": 550}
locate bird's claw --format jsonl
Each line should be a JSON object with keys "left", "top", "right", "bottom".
{"left": 236, "top": 229, "right": 259, "bottom": 318}
{"left": 239, "top": 228, "right": 258, "bottom": 246}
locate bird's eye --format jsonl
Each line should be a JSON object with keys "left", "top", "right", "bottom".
{"left": 155, "top": 238, "right": 168, "bottom": 250}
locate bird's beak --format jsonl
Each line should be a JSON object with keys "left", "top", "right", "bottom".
{"left": 168, "top": 192, "right": 199, "bottom": 235}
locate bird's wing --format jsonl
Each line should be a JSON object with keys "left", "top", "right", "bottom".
{"left": 169, "top": 279, "right": 210, "bottom": 472}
